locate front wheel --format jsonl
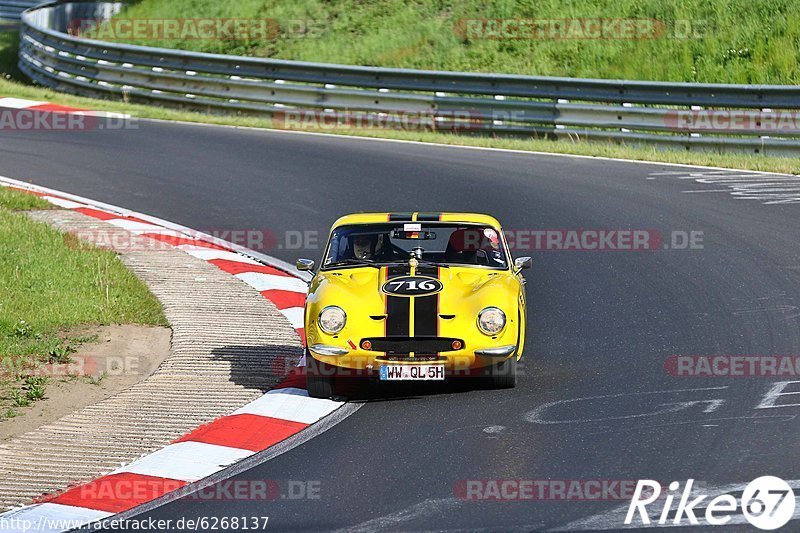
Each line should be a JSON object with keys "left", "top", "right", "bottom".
{"left": 486, "top": 354, "right": 517, "bottom": 389}
{"left": 305, "top": 354, "right": 335, "bottom": 398}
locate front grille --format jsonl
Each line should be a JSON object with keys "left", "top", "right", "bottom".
{"left": 361, "top": 336, "right": 464, "bottom": 354}
{"left": 376, "top": 354, "right": 447, "bottom": 362}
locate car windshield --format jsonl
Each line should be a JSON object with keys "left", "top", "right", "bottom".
{"left": 323, "top": 223, "right": 508, "bottom": 269}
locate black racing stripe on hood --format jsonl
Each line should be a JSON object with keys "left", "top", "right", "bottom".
{"left": 385, "top": 264, "right": 410, "bottom": 337}
{"left": 414, "top": 265, "right": 439, "bottom": 338}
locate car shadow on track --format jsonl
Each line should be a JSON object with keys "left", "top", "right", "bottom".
{"left": 210, "top": 344, "right": 305, "bottom": 393}
{"left": 209, "top": 344, "right": 573, "bottom": 404}
{"left": 333, "top": 376, "right": 505, "bottom": 403}
{"left": 208, "top": 343, "right": 486, "bottom": 401}
{"left": 335, "top": 355, "right": 580, "bottom": 400}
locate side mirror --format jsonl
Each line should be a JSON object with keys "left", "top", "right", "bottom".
{"left": 296, "top": 258, "right": 315, "bottom": 272}
{"left": 514, "top": 257, "right": 532, "bottom": 271}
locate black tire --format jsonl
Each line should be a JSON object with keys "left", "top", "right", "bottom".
{"left": 306, "top": 354, "right": 335, "bottom": 399}
{"left": 487, "top": 355, "right": 517, "bottom": 389}
{"left": 306, "top": 372, "right": 334, "bottom": 398}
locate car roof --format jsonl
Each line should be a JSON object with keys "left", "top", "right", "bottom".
{"left": 331, "top": 212, "right": 502, "bottom": 229}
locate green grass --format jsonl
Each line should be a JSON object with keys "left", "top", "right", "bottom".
{"left": 110, "top": 0, "right": 800, "bottom": 84}
{"left": 0, "top": 188, "right": 167, "bottom": 418}
{"left": 0, "top": 29, "right": 21, "bottom": 80}
{"left": 0, "top": 186, "right": 52, "bottom": 210}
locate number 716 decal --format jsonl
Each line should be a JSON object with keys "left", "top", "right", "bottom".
{"left": 381, "top": 276, "right": 443, "bottom": 297}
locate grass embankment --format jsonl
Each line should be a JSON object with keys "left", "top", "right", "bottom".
{"left": 0, "top": 29, "right": 21, "bottom": 80}
{"left": 0, "top": 187, "right": 167, "bottom": 419}
{"left": 0, "top": 3, "right": 799, "bottom": 175}
{"left": 114, "top": 0, "right": 799, "bottom": 84}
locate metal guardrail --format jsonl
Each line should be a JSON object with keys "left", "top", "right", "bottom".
{"left": 0, "top": 0, "right": 37, "bottom": 22}
{"left": 17, "top": 1, "right": 800, "bottom": 155}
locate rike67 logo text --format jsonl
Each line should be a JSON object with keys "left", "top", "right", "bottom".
{"left": 626, "top": 477, "right": 795, "bottom": 530}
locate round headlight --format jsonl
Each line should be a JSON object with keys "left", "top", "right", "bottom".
{"left": 478, "top": 307, "right": 506, "bottom": 335}
{"left": 318, "top": 306, "right": 346, "bottom": 334}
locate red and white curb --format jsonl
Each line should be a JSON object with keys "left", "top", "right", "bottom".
{"left": 0, "top": 176, "right": 335, "bottom": 532}
{"left": 0, "top": 96, "right": 129, "bottom": 120}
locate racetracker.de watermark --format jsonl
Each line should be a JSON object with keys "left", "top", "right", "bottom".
{"left": 454, "top": 479, "right": 659, "bottom": 501}
{"left": 454, "top": 18, "right": 712, "bottom": 40}
{"left": 72, "top": 227, "right": 704, "bottom": 254}
{"left": 38, "top": 479, "right": 320, "bottom": 503}
{"left": 1, "top": 355, "right": 146, "bottom": 378}
{"left": 0, "top": 110, "right": 136, "bottom": 131}
{"left": 666, "top": 109, "right": 800, "bottom": 132}
{"left": 68, "top": 228, "right": 283, "bottom": 252}
{"left": 68, "top": 18, "right": 326, "bottom": 41}
{"left": 503, "top": 229, "right": 703, "bottom": 251}
{"left": 274, "top": 110, "right": 484, "bottom": 132}
{"left": 665, "top": 355, "right": 800, "bottom": 378}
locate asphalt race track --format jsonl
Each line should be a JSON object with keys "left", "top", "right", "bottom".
{"left": 2, "top": 121, "right": 800, "bottom": 531}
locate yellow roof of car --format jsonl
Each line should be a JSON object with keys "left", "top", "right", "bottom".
{"left": 332, "top": 212, "right": 502, "bottom": 229}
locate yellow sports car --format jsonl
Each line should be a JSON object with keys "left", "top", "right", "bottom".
{"left": 296, "top": 212, "right": 530, "bottom": 398}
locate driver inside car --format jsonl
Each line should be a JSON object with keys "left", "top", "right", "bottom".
{"left": 352, "top": 234, "right": 375, "bottom": 259}
{"left": 481, "top": 228, "right": 505, "bottom": 267}
{"left": 351, "top": 233, "right": 394, "bottom": 260}
{"left": 446, "top": 228, "right": 505, "bottom": 267}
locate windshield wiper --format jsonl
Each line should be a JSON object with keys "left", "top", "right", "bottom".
{"left": 324, "top": 258, "right": 450, "bottom": 269}
{"left": 324, "top": 258, "right": 381, "bottom": 268}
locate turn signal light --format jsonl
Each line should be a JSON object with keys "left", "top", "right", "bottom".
{"left": 362, "top": 340, "right": 373, "bottom": 350}
{"left": 452, "top": 340, "right": 463, "bottom": 350}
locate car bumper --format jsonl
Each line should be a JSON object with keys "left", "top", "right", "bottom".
{"left": 308, "top": 342, "right": 518, "bottom": 372}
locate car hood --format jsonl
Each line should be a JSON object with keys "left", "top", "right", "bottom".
{"left": 307, "top": 264, "right": 519, "bottom": 318}
{"left": 304, "top": 263, "right": 522, "bottom": 350}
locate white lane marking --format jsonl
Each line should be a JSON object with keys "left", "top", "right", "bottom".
{"left": 0, "top": 503, "right": 113, "bottom": 533}
{"left": 582, "top": 414, "right": 797, "bottom": 437}
{"left": 649, "top": 170, "right": 800, "bottom": 204}
{"left": 699, "top": 398, "right": 724, "bottom": 413}
{"left": 40, "top": 195, "right": 88, "bottom": 209}
{"left": 233, "top": 387, "right": 342, "bottom": 424}
{"left": 482, "top": 425, "right": 506, "bottom": 439}
{"left": 756, "top": 381, "right": 800, "bottom": 409}
{"left": 732, "top": 304, "right": 798, "bottom": 316}
{"left": 551, "top": 479, "right": 800, "bottom": 531}
{"left": 280, "top": 307, "right": 305, "bottom": 329}
{"left": 333, "top": 498, "right": 462, "bottom": 533}
{"left": 525, "top": 387, "right": 729, "bottom": 425}
{"left": 681, "top": 189, "right": 741, "bottom": 193}
{"left": 0, "top": 97, "right": 47, "bottom": 109}
{"left": 235, "top": 271, "right": 309, "bottom": 293}
{"left": 112, "top": 441, "right": 253, "bottom": 482}
{"left": 80, "top": 110, "right": 131, "bottom": 119}
{"left": 178, "top": 247, "right": 260, "bottom": 265}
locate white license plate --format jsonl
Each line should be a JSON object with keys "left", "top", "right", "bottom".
{"left": 379, "top": 364, "right": 445, "bottom": 381}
